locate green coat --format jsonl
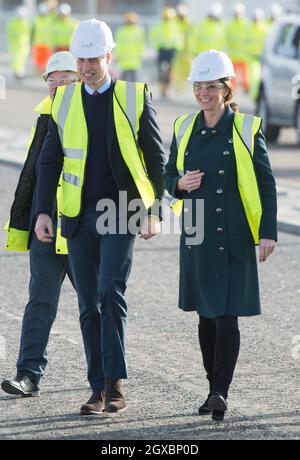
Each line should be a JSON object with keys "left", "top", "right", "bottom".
{"left": 165, "top": 107, "right": 277, "bottom": 318}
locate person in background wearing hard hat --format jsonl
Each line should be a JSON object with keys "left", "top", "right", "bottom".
{"left": 189, "top": 4, "right": 225, "bottom": 58}
{"left": 5, "top": 6, "right": 31, "bottom": 79}
{"left": 150, "top": 7, "right": 182, "bottom": 98}
{"left": 31, "top": 2, "right": 53, "bottom": 74}
{"left": 34, "top": 19, "right": 165, "bottom": 415}
{"left": 1, "top": 52, "right": 79, "bottom": 398}
{"left": 267, "top": 3, "right": 283, "bottom": 26}
{"left": 115, "top": 12, "right": 145, "bottom": 82}
{"left": 52, "top": 3, "right": 79, "bottom": 53}
{"left": 165, "top": 49, "right": 277, "bottom": 421}
{"left": 172, "top": 3, "right": 192, "bottom": 92}
{"left": 248, "top": 9, "right": 268, "bottom": 101}
{"left": 225, "top": 3, "right": 250, "bottom": 92}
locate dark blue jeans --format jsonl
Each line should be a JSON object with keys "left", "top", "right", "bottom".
{"left": 67, "top": 207, "right": 136, "bottom": 392}
{"left": 17, "top": 234, "right": 73, "bottom": 385}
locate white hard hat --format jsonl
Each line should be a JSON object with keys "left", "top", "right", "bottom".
{"left": 210, "top": 2, "right": 224, "bottom": 18}
{"left": 70, "top": 18, "right": 115, "bottom": 58}
{"left": 37, "top": 2, "right": 49, "bottom": 15}
{"left": 234, "top": 2, "right": 246, "bottom": 16}
{"left": 188, "top": 49, "right": 236, "bottom": 82}
{"left": 253, "top": 8, "right": 265, "bottom": 20}
{"left": 43, "top": 51, "right": 77, "bottom": 80}
{"left": 271, "top": 3, "right": 282, "bottom": 18}
{"left": 58, "top": 3, "right": 72, "bottom": 16}
{"left": 176, "top": 3, "right": 189, "bottom": 17}
{"left": 16, "top": 6, "right": 29, "bottom": 18}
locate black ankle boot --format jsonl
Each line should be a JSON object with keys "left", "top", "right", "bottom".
{"left": 198, "top": 396, "right": 212, "bottom": 415}
{"left": 207, "top": 392, "right": 228, "bottom": 411}
{"left": 212, "top": 409, "right": 225, "bottom": 421}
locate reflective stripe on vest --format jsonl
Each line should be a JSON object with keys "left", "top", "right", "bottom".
{"left": 52, "top": 82, "right": 88, "bottom": 218}
{"left": 233, "top": 113, "right": 262, "bottom": 244}
{"left": 169, "top": 112, "right": 198, "bottom": 217}
{"left": 113, "top": 80, "right": 155, "bottom": 209}
{"left": 172, "top": 111, "right": 262, "bottom": 244}
{"left": 52, "top": 81, "right": 155, "bottom": 218}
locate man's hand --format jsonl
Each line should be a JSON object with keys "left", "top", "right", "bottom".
{"left": 177, "top": 170, "right": 205, "bottom": 193}
{"left": 259, "top": 239, "right": 276, "bottom": 262}
{"left": 139, "top": 215, "right": 161, "bottom": 240}
{"left": 35, "top": 214, "right": 54, "bottom": 243}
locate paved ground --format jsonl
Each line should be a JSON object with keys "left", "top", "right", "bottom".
{"left": 0, "top": 54, "right": 299, "bottom": 440}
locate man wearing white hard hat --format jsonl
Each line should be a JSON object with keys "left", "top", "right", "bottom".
{"left": 5, "top": 6, "right": 31, "bottom": 78}
{"left": 35, "top": 19, "right": 165, "bottom": 415}
{"left": 31, "top": 2, "right": 52, "bottom": 73}
{"left": 165, "top": 49, "right": 277, "bottom": 421}
{"left": 248, "top": 9, "right": 268, "bottom": 100}
{"left": 226, "top": 3, "right": 250, "bottom": 92}
{"left": 1, "top": 52, "right": 79, "bottom": 398}
{"left": 189, "top": 4, "right": 225, "bottom": 58}
{"left": 52, "top": 3, "right": 79, "bottom": 53}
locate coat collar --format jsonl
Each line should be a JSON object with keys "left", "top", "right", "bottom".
{"left": 194, "top": 106, "right": 234, "bottom": 135}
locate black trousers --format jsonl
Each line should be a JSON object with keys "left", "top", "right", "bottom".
{"left": 198, "top": 315, "right": 240, "bottom": 399}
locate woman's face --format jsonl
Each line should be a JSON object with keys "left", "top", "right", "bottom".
{"left": 193, "top": 80, "right": 228, "bottom": 112}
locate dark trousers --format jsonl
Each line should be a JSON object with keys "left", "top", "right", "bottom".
{"left": 198, "top": 315, "right": 240, "bottom": 399}
{"left": 67, "top": 207, "right": 135, "bottom": 392}
{"left": 17, "top": 234, "right": 73, "bottom": 385}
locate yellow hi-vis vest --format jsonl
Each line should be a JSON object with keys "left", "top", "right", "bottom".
{"left": 171, "top": 112, "right": 263, "bottom": 244}
{"left": 51, "top": 81, "right": 156, "bottom": 218}
{"left": 5, "top": 96, "right": 68, "bottom": 254}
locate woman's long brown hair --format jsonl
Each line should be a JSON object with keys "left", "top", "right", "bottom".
{"left": 221, "top": 78, "right": 238, "bottom": 113}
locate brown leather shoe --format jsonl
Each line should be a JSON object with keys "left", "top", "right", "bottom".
{"left": 80, "top": 391, "right": 105, "bottom": 415}
{"left": 104, "top": 379, "right": 127, "bottom": 413}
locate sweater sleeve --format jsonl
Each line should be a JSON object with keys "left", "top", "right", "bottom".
{"left": 253, "top": 129, "right": 278, "bottom": 241}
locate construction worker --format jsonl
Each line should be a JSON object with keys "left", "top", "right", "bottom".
{"left": 225, "top": 3, "right": 250, "bottom": 92}
{"left": 165, "top": 49, "right": 277, "bottom": 421}
{"left": 189, "top": 4, "right": 225, "bottom": 58}
{"left": 34, "top": 19, "right": 165, "bottom": 415}
{"left": 172, "top": 3, "right": 192, "bottom": 91}
{"left": 115, "top": 12, "right": 145, "bottom": 82}
{"left": 150, "top": 7, "right": 182, "bottom": 98}
{"left": 267, "top": 3, "right": 283, "bottom": 26}
{"left": 5, "top": 6, "right": 31, "bottom": 79}
{"left": 248, "top": 9, "right": 268, "bottom": 101}
{"left": 52, "top": 3, "right": 79, "bottom": 53}
{"left": 31, "top": 2, "right": 53, "bottom": 74}
{"left": 1, "top": 52, "right": 79, "bottom": 398}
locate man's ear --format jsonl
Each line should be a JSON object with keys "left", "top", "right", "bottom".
{"left": 106, "top": 52, "right": 112, "bottom": 64}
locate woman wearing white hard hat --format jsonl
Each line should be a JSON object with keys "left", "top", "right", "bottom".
{"left": 1, "top": 52, "right": 79, "bottom": 398}
{"left": 165, "top": 49, "right": 277, "bottom": 420}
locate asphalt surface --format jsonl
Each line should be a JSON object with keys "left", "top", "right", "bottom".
{"left": 0, "top": 58, "right": 299, "bottom": 441}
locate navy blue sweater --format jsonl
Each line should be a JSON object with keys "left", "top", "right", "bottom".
{"left": 82, "top": 84, "right": 118, "bottom": 207}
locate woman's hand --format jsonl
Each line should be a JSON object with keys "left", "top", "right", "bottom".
{"left": 177, "top": 170, "right": 205, "bottom": 193}
{"left": 259, "top": 239, "right": 276, "bottom": 262}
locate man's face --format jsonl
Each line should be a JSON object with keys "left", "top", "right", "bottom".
{"left": 76, "top": 53, "right": 111, "bottom": 89}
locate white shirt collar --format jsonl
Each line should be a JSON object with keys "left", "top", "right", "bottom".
{"left": 84, "top": 76, "right": 112, "bottom": 95}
